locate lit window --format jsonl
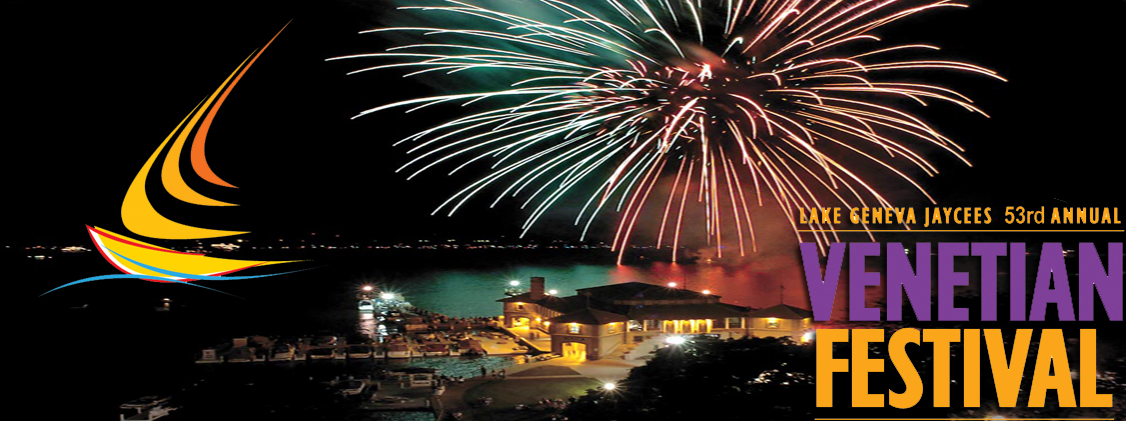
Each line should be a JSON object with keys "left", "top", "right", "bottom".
{"left": 569, "top": 324, "right": 580, "bottom": 334}
{"left": 607, "top": 323, "right": 617, "bottom": 334}
{"left": 725, "top": 317, "right": 743, "bottom": 329}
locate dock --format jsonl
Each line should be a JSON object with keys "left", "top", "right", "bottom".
{"left": 195, "top": 304, "right": 539, "bottom": 364}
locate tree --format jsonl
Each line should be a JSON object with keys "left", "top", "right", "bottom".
{"left": 565, "top": 337, "right": 815, "bottom": 420}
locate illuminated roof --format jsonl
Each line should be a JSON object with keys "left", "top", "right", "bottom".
{"left": 747, "top": 304, "right": 814, "bottom": 319}
{"left": 549, "top": 308, "right": 629, "bottom": 325}
{"left": 575, "top": 282, "right": 718, "bottom": 302}
{"left": 498, "top": 293, "right": 589, "bottom": 313}
{"left": 500, "top": 280, "right": 753, "bottom": 323}
{"left": 627, "top": 303, "right": 750, "bottom": 320}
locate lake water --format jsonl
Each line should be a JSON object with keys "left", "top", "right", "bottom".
{"left": 23, "top": 244, "right": 1116, "bottom": 419}
{"left": 380, "top": 260, "right": 806, "bottom": 318}
{"left": 25, "top": 248, "right": 809, "bottom": 420}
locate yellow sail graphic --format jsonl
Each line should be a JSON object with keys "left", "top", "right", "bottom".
{"left": 121, "top": 22, "right": 289, "bottom": 240}
{"left": 121, "top": 101, "right": 248, "bottom": 239}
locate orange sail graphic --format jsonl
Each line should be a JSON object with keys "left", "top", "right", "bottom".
{"left": 122, "top": 22, "right": 290, "bottom": 239}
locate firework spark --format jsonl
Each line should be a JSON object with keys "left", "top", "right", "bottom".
{"left": 332, "top": 0, "right": 1003, "bottom": 263}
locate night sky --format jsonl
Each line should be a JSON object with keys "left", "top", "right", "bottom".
{"left": 9, "top": 3, "right": 1125, "bottom": 418}
{"left": 6, "top": 0, "right": 1124, "bottom": 247}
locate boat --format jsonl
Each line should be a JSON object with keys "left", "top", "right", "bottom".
{"left": 370, "top": 395, "right": 411, "bottom": 404}
{"left": 457, "top": 339, "right": 486, "bottom": 357}
{"left": 347, "top": 345, "right": 373, "bottom": 359}
{"left": 421, "top": 343, "right": 449, "bottom": 357}
{"left": 195, "top": 348, "right": 223, "bottom": 364}
{"left": 307, "top": 348, "right": 334, "bottom": 360}
{"left": 226, "top": 347, "right": 256, "bottom": 363}
{"left": 386, "top": 343, "right": 411, "bottom": 359}
{"left": 270, "top": 344, "right": 294, "bottom": 362}
{"left": 120, "top": 396, "right": 177, "bottom": 421}
{"left": 311, "top": 334, "right": 338, "bottom": 347}
{"left": 388, "top": 367, "right": 439, "bottom": 387}
{"left": 358, "top": 299, "right": 375, "bottom": 312}
{"left": 462, "top": 348, "right": 487, "bottom": 357}
{"left": 338, "top": 380, "right": 367, "bottom": 396}
{"left": 364, "top": 395, "right": 422, "bottom": 411}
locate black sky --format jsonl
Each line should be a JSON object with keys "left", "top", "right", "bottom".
{"left": 5, "top": 0, "right": 1124, "bottom": 246}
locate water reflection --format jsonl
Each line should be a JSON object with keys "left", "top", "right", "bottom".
{"left": 368, "top": 412, "right": 436, "bottom": 421}
{"left": 374, "top": 260, "right": 809, "bottom": 318}
{"left": 358, "top": 312, "right": 380, "bottom": 339}
{"left": 383, "top": 356, "right": 514, "bottom": 379}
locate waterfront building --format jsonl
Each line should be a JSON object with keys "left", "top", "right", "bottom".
{"left": 498, "top": 277, "right": 814, "bottom": 360}
{"left": 745, "top": 303, "right": 815, "bottom": 341}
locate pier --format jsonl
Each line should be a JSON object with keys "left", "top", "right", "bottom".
{"left": 183, "top": 284, "right": 644, "bottom": 419}
{"left": 195, "top": 288, "right": 537, "bottom": 365}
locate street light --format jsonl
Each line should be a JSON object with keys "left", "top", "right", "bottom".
{"left": 509, "top": 280, "right": 520, "bottom": 286}
{"left": 362, "top": 285, "right": 373, "bottom": 292}
{"left": 548, "top": 289, "right": 558, "bottom": 295}
{"left": 380, "top": 292, "right": 396, "bottom": 300}
{"left": 602, "top": 382, "right": 617, "bottom": 391}
{"left": 665, "top": 336, "right": 686, "bottom": 345}
{"left": 701, "top": 289, "right": 711, "bottom": 295}
{"left": 667, "top": 282, "right": 677, "bottom": 288}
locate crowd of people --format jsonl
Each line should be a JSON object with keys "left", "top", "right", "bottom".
{"left": 478, "top": 366, "right": 507, "bottom": 379}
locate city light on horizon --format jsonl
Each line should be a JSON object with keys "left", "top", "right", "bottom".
{"left": 14, "top": 0, "right": 1120, "bottom": 418}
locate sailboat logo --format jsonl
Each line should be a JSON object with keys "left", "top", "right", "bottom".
{"left": 42, "top": 23, "right": 305, "bottom": 296}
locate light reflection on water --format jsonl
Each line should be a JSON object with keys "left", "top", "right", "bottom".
{"left": 377, "top": 261, "right": 808, "bottom": 318}
{"left": 367, "top": 412, "right": 436, "bottom": 421}
{"left": 371, "top": 254, "right": 998, "bottom": 322}
{"left": 384, "top": 356, "right": 514, "bottom": 379}
{"left": 358, "top": 312, "right": 380, "bottom": 338}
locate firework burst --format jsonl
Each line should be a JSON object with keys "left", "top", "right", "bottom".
{"left": 332, "top": 0, "right": 1003, "bottom": 263}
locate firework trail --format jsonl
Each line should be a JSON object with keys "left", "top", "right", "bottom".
{"left": 332, "top": 0, "right": 1003, "bottom": 263}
